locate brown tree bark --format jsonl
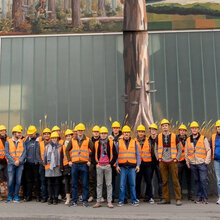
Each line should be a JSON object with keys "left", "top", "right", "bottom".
{"left": 123, "top": 0, "right": 153, "bottom": 129}
{"left": 12, "top": 0, "right": 25, "bottom": 30}
{"left": 71, "top": 0, "right": 81, "bottom": 27}
{"left": 48, "top": 0, "right": 56, "bottom": 19}
{"left": 98, "top": 0, "right": 106, "bottom": 17}
{"left": 64, "top": 0, "right": 69, "bottom": 11}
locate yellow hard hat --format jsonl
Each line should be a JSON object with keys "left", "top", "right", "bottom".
{"left": 137, "top": 124, "right": 146, "bottom": 132}
{"left": 112, "top": 121, "right": 120, "bottom": 128}
{"left": 190, "top": 121, "right": 199, "bottom": 128}
{"left": 73, "top": 126, "right": 78, "bottom": 132}
{"left": 149, "top": 123, "right": 158, "bottom": 130}
{"left": 122, "top": 125, "right": 131, "bottom": 133}
{"left": 65, "top": 129, "right": 73, "bottom": 136}
{"left": 51, "top": 132, "right": 59, "bottom": 138}
{"left": 27, "top": 125, "right": 37, "bottom": 135}
{"left": 215, "top": 120, "right": 220, "bottom": 127}
{"left": 52, "top": 125, "right": 60, "bottom": 132}
{"left": 12, "top": 126, "right": 22, "bottom": 133}
{"left": 161, "top": 119, "right": 170, "bottom": 125}
{"left": 92, "top": 125, "right": 100, "bottom": 132}
{"left": 179, "top": 124, "right": 187, "bottom": 131}
{"left": 77, "top": 123, "right": 85, "bottom": 131}
{"left": 0, "top": 125, "right": 7, "bottom": 131}
{"left": 43, "top": 128, "right": 51, "bottom": 134}
{"left": 99, "top": 126, "right": 108, "bottom": 133}
{"left": 16, "top": 124, "right": 23, "bottom": 131}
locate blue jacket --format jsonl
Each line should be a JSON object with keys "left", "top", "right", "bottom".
{"left": 212, "top": 133, "right": 220, "bottom": 161}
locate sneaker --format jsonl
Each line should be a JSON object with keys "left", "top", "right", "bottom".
{"left": 195, "top": 199, "right": 202, "bottom": 204}
{"left": 48, "top": 199, "right": 53, "bottom": 205}
{"left": 157, "top": 199, "right": 171, "bottom": 205}
{"left": 41, "top": 198, "right": 48, "bottom": 203}
{"left": 176, "top": 200, "right": 182, "bottom": 206}
{"left": 216, "top": 198, "right": 220, "bottom": 205}
{"left": 132, "top": 201, "right": 139, "bottom": 207}
{"left": 58, "top": 195, "right": 62, "bottom": 200}
{"left": 203, "top": 199, "right": 208, "bottom": 204}
{"left": 83, "top": 201, "right": 89, "bottom": 207}
{"left": 136, "top": 199, "right": 140, "bottom": 203}
{"left": 69, "top": 201, "right": 77, "bottom": 207}
{"left": 78, "top": 195, "right": 83, "bottom": 202}
{"left": 117, "top": 202, "right": 124, "bottom": 207}
{"left": 93, "top": 202, "right": 101, "bottom": 208}
{"left": 13, "top": 197, "right": 21, "bottom": 203}
{"left": 5, "top": 196, "right": 13, "bottom": 203}
{"left": 100, "top": 197, "right": 105, "bottom": 203}
{"left": 149, "top": 198, "right": 155, "bottom": 204}
{"left": 88, "top": 196, "right": 94, "bottom": 203}
{"left": 107, "top": 202, "right": 114, "bottom": 208}
{"left": 53, "top": 198, "right": 58, "bottom": 205}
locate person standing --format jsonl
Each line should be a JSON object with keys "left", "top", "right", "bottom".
{"left": 156, "top": 119, "right": 182, "bottom": 206}
{"left": 51, "top": 126, "right": 64, "bottom": 145}
{"left": 5, "top": 126, "right": 26, "bottom": 202}
{"left": 93, "top": 126, "right": 117, "bottom": 208}
{"left": 211, "top": 120, "right": 220, "bottom": 204}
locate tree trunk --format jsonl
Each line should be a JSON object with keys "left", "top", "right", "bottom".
{"left": 64, "top": 0, "right": 68, "bottom": 11}
{"left": 98, "top": 0, "right": 106, "bottom": 17}
{"left": 48, "top": 0, "right": 56, "bottom": 19}
{"left": 123, "top": 0, "right": 153, "bottom": 129}
{"left": 71, "top": 0, "right": 81, "bottom": 27}
{"left": 2, "top": 0, "right": 6, "bottom": 19}
{"left": 12, "top": 0, "right": 25, "bottom": 30}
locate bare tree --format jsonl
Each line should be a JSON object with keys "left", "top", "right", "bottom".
{"left": 12, "top": 0, "right": 25, "bottom": 29}
{"left": 71, "top": 0, "right": 81, "bottom": 27}
{"left": 123, "top": 0, "right": 154, "bottom": 129}
{"left": 98, "top": 0, "right": 106, "bottom": 17}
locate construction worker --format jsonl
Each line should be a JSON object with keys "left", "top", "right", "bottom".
{"left": 37, "top": 128, "right": 51, "bottom": 203}
{"left": 5, "top": 126, "right": 27, "bottom": 202}
{"left": 185, "top": 121, "right": 211, "bottom": 204}
{"left": 63, "top": 129, "right": 74, "bottom": 205}
{"left": 92, "top": 126, "right": 117, "bottom": 208}
{"left": 135, "top": 124, "right": 154, "bottom": 203}
{"left": 0, "top": 125, "right": 9, "bottom": 200}
{"left": 177, "top": 124, "right": 192, "bottom": 201}
{"left": 43, "top": 132, "right": 63, "bottom": 205}
{"left": 109, "top": 121, "right": 123, "bottom": 203}
{"left": 66, "top": 123, "right": 93, "bottom": 207}
{"left": 148, "top": 123, "right": 162, "bottom": 201}
{"left": 23, "top": 125, "right": 41, "bottom": 202}
{"left": 88, "top": 125, "right": 100, "bottom": 203}
{"left": 73, "top": 126, "right": 77, "bottom": 138}
{"left": 51, "top": 125, "right": 64, "bottom": 145}
{"left": 117, "top": 125, "right": 141, "bottom": 207}
{"left": 156, "top": 119, "right": 182, "bottom": 206}
{"left": 210, "top": 120, "right": 220, "bottom": 205}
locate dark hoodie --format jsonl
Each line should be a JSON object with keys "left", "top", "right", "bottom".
{"left": 0, "top": 135, "right": 7, "bottom": 164}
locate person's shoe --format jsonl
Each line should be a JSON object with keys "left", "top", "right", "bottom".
{"left": 157, "top": 199, "right": 171, "bottom": 205}
{"left": 107, "top": 202, "right": 114, "bottom": 208}
{"left": 117, "top": 202, "right": 124, "bottom": 207}
{"left": 65, "top": 194, "right": 71, "bottom": 205}
{"left": 111, "top": 199, "right": 115, "bottom": 203}
{"left": 13, "top": 197, "right": 21, "bottom": 203}
{"left": 188, "top": 196, "right": 194, "bottom": 201}
{"left": 5, "top": 196, "right": 13, "bottom": 203}
{"left": 53, "top": 198, "right": 58, "bottom": 205}
{"left": 195, "top": 199, "right": 202, "bottom": 204}
{"left": 100, "top": 197, "right": 105, "bottom": 203}
{"left": 93, "top": 202, "right": 101, "bottom": 208}
{"left": 48, "top": 198, "right": 53, "bottom": 205}
{"left": 36, "top": 197, "right": 41, "bottom": 202}
{"left": 203, "top": 199, "right": 208, "bottom": 204}
{"left": 82, "top": 201, "right": 89, "bottom": 207}
{"left": 132, "top": 201, "right": 139, "bottom": 207}
{"left": 69, "top": 201, "right": 77, "bottom": 207}
{"left": 58, "top": 195, "right": 62, "bottom": 200}
{"left": 216, "top": 198, "right": 220, "bottom": 205}
{"left": 124, "top": 198, "right": 128, "bottom": 204}
{"left": 78, "top": 195, "right": 83, "bottom": 202}
{"left": 176, "top": 200, "right": 182, "bottom": 206}
{"left": 41, "top": 198, "right": 48, "bottom": 203}
{"left": 149, "top": 198, "right": 155, "bottom": 204}
{"left": 88, "top": 196, "right": 93, "bottom": 202}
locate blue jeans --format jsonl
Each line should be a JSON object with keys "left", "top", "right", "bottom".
{"left": 214, "top": 160, "right": 220, "bottom": 197}
{"left": 71, "top": 163, "right": 89, "bottom": 203}
{"left": 118, "top": 167, "right": 137, "bottom": 203}
{"left": 39, "top": 165, "right": 48, "bottom": 199}
{"left": 190, "top": 163, "right": 208, "bottom": 199}
{"left": 7, "top": 164, "right": 24, "bottom": 198}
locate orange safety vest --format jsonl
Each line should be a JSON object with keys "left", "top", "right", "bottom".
{"left": 179, "top": 141, "right": 185, "bottom": 162}
{"left": 6, "top": 139, "right": 24, "bottom": 162}
{"left": 40, "top": 140, "right": 50, "bottom": 161}
{"left": 118, "top": 139, "right": 137, "bottom": 165}
{"left": 186, "top": 135, "right": 206, "bottom": 160}
{"left": 63, "top": 143, "right": 72, "bottom": 166}
{"left": 158, "top": 133, "right": 177, "bottom": 160}
{"left": 59, "top": 139, "right": 64, "bottom": 145}
{"left": 211, "top": 133, "right": 217, "bottom": 159}
{"left": 0, "top": 137, "right": 9, "bottom": 159}
{"left": 135, "top": 137, "right": 152, "bottom": 162}
{"left": 70, "top": 137, "right": 90, "bottom": 163}
{"left": 38, "top": 136, "right": 43, "bottom": 143}
{"left": 95, "top": 138, "right": 113, "bottom": 165}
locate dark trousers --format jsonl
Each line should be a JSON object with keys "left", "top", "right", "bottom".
{"left": 0, "top": 163, "right": 8, "bottom": 182}
{"left": 24, "top": 163, "right": 40, "bottom": 199}
{"left": 39, "top": 165, "right": 48, "bottom": 199}
{"left": 178, "top": 160, "right": 192, "bottom": 199}
{"left": 71, "top": 163, "right": 89, "bottom": 203}
{"left": 89, "top": 164, "right": 96, "bottom": 198}
{"left": 136, "top": 162, "right": 153, "bottom": 199}
{"left": 190, "top": 163, "right": 208, "bottom": 200}
{"left": 112, "top": 166, "right": 117, "bottom": 201}
{"left": 64, "top": 174, "right": 71, "bottom": 194}
{"left": 47, "top": 177, "right": 60, "bottom": 199}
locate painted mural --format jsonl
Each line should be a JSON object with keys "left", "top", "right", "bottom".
{"left": 0, "top": 0, "right": 220, "bottom": 35}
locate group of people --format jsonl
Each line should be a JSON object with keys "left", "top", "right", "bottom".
{"left": 0, "top": 118, "right": 220, "bottom": 208}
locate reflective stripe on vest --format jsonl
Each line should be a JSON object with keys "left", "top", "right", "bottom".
{"left": 71, "top": 137, "right": 90, "bottom": 162}
{"left": 179, "top": 141, "right": 185, "bottom": 162}
{"left": 7, "top": 139, "right": 24, "bottom": 162}
{"left": 95, "top": 138, "right": 113, "bottom": 165}
{"left": 0, "top": 139, "right": 5, "bottom": 159}
{"left": 118, "top": 139, "right": 137, "bottom": 164}
{"left": 158, "top": 133, "right": 177, "bottom": 159}
{"left": 212, "top": 134, "right": 217, "bottom": 159}
{"left": 135, "top": 137, "right": 152, "bottom": 162}
{"left": 40, "top": 141, "right": 47, "bottom": 161}
{"left": 63, "top": 144, "right": 72, "bottom": 166}
{"left": 186, "top": 135, "right": 206, "bottom": 160}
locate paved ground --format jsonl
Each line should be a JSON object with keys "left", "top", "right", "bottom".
{"left": 0, "top": 199, "right": 220, "bottom": 220}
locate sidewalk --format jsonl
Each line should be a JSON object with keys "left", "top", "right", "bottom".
{"left": 0, "top": 200, "right": 219, "bottom": 220}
